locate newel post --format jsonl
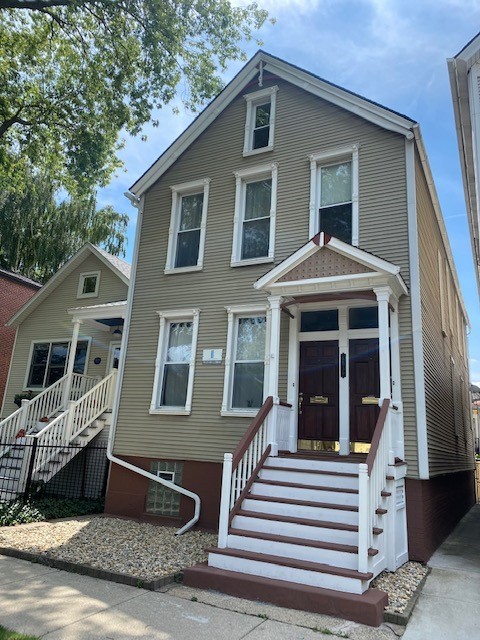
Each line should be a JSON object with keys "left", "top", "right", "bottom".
{"left": 218, "top": 453, "right": 233, "bottom": 548}
{"left": 19, "top": 398, "right": 30, "bottom": 432}
{"left": 357, "top": 463, "right": 370, "bottom": 574}
{"left": 63, "top": 317, "right": 82, "bottom": 407}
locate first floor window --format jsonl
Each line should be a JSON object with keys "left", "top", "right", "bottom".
{"left": 27, "top": 340, "right": 88, "bottom": 388}
{"left": 151, "top": 309, "right": 200, "bottom": 413}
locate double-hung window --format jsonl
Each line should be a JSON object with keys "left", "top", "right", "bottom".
{"left": 243, "top": 86, "right": 278, "bottom": 156}
{"left": 151, "top": 309, "right": 200, "bottom": 414}
{"left": 222, "top": 306, "right": 267, "bottom": 416}
{"left": 165, "top": 179, "right": 210, "bottom": 273}
{"left": 231, "top": 163, "right": 278, "bottom": 266}
{"left": 27, "top": 340, "right": 89, "bottom": 388}
{"left": 309, "top": 145, "right": 359, "bottom": 245}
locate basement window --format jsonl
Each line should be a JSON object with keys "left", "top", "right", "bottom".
{"left": 146, "top": 461, "right": 184, "bottom": 517}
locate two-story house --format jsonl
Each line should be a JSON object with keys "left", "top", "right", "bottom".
{"left": 105, "top": 52, "right": 474, "bottom": 625}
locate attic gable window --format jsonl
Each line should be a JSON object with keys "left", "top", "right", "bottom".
{"left": 243, "top": 86, "right": 278, "bottom": 156}
{"left": 309, "top": 145, "right": 359, "bottom": 246}
{"left": 77, "top": 271, "right": 100, "bottom": 298}
{"left": 165, "top": 179, "right": 210, "bottom": 274}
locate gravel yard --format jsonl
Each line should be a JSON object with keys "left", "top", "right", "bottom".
{"left": 372, "top": 561, "right": 428, "bottom": 614}
{"left": 0, "top": 516, "right": 217, "bottom": 581}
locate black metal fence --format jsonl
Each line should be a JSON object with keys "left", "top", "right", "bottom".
{"left": 0, "top": 440, "right": 109, "bottom": 503}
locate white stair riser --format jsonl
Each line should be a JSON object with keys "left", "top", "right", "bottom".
{"left": 266, "top": 457, "right": 359, "bottom": 474}
{"left": 242, "top": 498, "right": 358, "bottom": 525}
{"left": 259, "top": 468, "right": 358, "bottom": 490}
{"left": 250, "top": 482, "right": 359, "bottom": 506}
{"left": 227, "top": 534, "right": 358, "bottom": 569}
{"left": 208, "top": 552, "right": 366, "bottom": 594}
{"left": 232, "top": 515, "right": 358, "bottom": 545}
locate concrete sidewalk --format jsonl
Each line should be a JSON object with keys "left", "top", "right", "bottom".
{"left": 0, "top": 554, "right": 402, "bottom": 640}
{"left": 403, "top": 504, "right": 480, "bottom": 640}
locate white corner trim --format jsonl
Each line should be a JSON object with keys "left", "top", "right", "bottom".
{"left": 406, "top": 138, "right": 429, "bottom": 480}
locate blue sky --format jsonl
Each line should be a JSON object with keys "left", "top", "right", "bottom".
{"left": 98, "top": 0, "right": 480, "bottom": 383}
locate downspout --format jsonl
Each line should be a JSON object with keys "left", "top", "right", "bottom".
{"left": 106, "top": 191, "right": 201, "bottom": 535}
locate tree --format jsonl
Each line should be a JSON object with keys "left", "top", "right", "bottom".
{"left": 0, "top": 0, "right": 270, "bottom": 194}
{"left": 0, "top": 171, "right": 128, "bottom": 282}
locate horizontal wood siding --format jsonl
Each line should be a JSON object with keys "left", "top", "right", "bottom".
{"left": 115, "top": 77, "right": 414, "bottom": 466}
{"left": 2, "top": 254, "right": 128, "bottom": 417}
{"left": 416, "top": 152, "right": 474, "bottom": 475}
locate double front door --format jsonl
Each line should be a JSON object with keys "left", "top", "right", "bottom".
{"left": 298, "top": 338, "right": 380, "bottom": 446}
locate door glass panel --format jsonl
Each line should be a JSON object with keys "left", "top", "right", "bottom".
{"left": 349, "top": 307, "right": 378, "bottom": 330}
{"left": 300, "top": 310, "right": 338, "bottom": 332}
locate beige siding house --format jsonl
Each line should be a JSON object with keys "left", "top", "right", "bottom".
{"left": 0, "top": 244, "right": 129, "bottom": 502}
{"left": 106, "top": 52, "right": 474, "bottom": 624}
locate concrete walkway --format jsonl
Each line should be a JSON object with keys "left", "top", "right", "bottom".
{"left": 0, "top": 554, "right": 403, "bottom": 640}
{"left": 403, "top": 504, "right": 480, "bottom": 640}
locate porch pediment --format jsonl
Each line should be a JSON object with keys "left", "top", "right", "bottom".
{"left": 254, "top": 232, "right": 408, "bottom": 298}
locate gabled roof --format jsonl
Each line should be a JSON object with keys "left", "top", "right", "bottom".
{"left": 254, "top": 232, "right": 408, "bottom": 299}
{"left": 130, "top": 50, "right": 416, "bottom": 197}
{"left": 0, "top": 268, "right": 41, "bottom": 289}
{"left": 7, "top": 244, "right": 130, "bottom": 328}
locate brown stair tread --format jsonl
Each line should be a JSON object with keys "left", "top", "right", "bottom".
{"left": 255, "top": 478, "right": 359, "bottom": 494}
{"left": 376, "top": 508, "right": 387, "bottom": 515}
{"left": 386, "top": 475, "right": 394, "bottom": 480}
{"left": 236, "top": 509, "right": 383, "bottom": 535}
{"left": 381, "top": 490, "right": 391, "bottom": 497}
{"left": 228, "top": 527, "right": 379, "bottom": 556}
{"left": 247, "top": 494, "right": 358, "bottom": 512}
{"left": 207, "top": 546, "right": 373, "bottom": 580}
{"left": 264, "top": 465, "right": 358, "bottom": 478}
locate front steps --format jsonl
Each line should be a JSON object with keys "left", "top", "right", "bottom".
{"left": 184, "top": 454, "right": 390, "bottom": 626}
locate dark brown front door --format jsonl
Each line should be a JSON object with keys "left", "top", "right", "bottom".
{"left": 349, "top": 338, "right": 380, "bottom": 443}
{"left": 298, "top": 341, "right": 339, "bottom": 441}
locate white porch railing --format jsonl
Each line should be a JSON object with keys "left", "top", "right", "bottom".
{"left": 218, "top": 397, "right": 292, "bottom": 548}
{"left": 70, "top": 373, "right": 101, "bottom": 402}
{"left": 358, "top": 399, "right": 392, "bottom": 574}
{"left": 26, "top": 370, "right": 117, "bottom": 480}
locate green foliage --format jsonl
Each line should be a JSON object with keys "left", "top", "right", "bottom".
{"left": 0, "top": 0, "right": 270, "bottom": 194}
{"left": 0, "top": 497, "right": 104, "bottom": 526}
{"left": 0, "top": 169, "right": 128, "bottom": 282}
{"left": 0, "top": 625, "right": 41, "bottom": 640}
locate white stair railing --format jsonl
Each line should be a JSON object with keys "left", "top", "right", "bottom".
{"left": 19, "top": 370, "right": 117, "bottom": 491}
{"left": 218, "top": 396, "right": 275, "bottom": 548}
{"left": 358, "top": 399, "right": 391, "bottom": 574}
{"left": 70, "top": 373, "right": 101, "bottom": 401}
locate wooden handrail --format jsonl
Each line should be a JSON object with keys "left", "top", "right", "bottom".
{"left": 279, "top": 401, "right": 292, "bottom": 408}
{"left": 365, "top": 398, "right": 390, "bottom": 475}
{"left": 232, "top": 396, "right": 274, "bottom": 469}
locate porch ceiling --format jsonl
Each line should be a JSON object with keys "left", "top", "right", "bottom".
{"left": 67, "top": 300, "right": 127, "bottom": 324}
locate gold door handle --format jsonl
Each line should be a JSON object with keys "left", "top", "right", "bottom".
{"left": 310, "top": 395, "right": 328, "bottom": 404}
{"left": 298, "top": 393, "right": 303, "bottom": 414}
{"left": 362, "top": 396, "right": 380, "bottom": 405}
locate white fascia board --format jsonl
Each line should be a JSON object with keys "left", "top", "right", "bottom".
{"left": 262, "top": 60, "right": 415, "bottom": 139}
{"left": 327, "top": 237, "right": 401, "bottom": 275}
{"left": 453, "top": 32, "right": 480, "bottom": 64}
{"left": 254, "top": 239, "right": 318, "bottom": 290}
{"left": 413, "top": 126, "right": 470, "bottom": 326}
{"left": 67, "top": 302, "right": 127, "bottom": 321}
{"left": 130, "top": 51, "right": 416, "bottom": 198}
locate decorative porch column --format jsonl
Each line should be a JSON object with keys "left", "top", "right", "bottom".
{"left": 389, "top": 298, "right": 405, "bottom": 461}
{"left": 62, "top": 317, "right": 82, "bottom": 406}
{"left": 373, "top": 286, "right": 392, "bottom": 401}
{"left": 266, "top": 296, "right": 282, "bottom": 401}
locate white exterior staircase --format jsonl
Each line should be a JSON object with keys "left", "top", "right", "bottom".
{"left": 0, "top": 371, "right": 117, "bottom": 501}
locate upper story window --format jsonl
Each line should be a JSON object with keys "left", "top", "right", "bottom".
{"left": 150, "top": 308, "right": 200, "bottom": 415}
{"left": 165, "top": 179, "right": 210, "bottom": 274}
{"left": 77, "top": 271, "right": 100, "bottom": 298}
{"left": 243, "top": 86, "right": 278, "bottom": 156}
{"left": 309, "top": 145, "right": 359, "bottom": 245}
{"left": 231, "top": 163, "right": 278, "bottom": 267}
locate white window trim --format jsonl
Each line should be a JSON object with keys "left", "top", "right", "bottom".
{"left": 77, "top": 271, "right": 101, "bottom": 299}
{"left": 165, "top": 179, "right": 210, "bottom": 274}
{"left": 221, "top": 304, "right": 269, "bottom": 417}
{"left": 231, "top": 163, "right": 278, "bottom": 267}
{"left": 24, "top": 337, "right": 92, "bottom": 390}
{"left": 308, "top": 144, "right": 359, "bottom": 245}
{"left": 243, "top": 86, "right": 278, "bottom": 157}
{"left": 150, "top": 308, "right": 200, "bottom": 415}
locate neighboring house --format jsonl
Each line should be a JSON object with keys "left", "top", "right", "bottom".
{"left": 448, "top": 32, "right": 480, "bottom": 296}
{"left": 0, "top": 243, "right": 130, "bottom": 502}
{"left": 106, "top": 51, "right": 474, "bottom": 624}
{"left": 0, "top": 269, "right": 41, "bottom": 408}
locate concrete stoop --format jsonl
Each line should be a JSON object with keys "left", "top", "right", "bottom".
{"left": 183, "top": 562, "right": 388, "bottom": 627}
